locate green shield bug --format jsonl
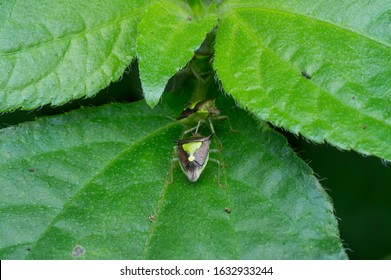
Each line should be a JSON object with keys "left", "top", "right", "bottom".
{"left": 177, "top": 98, "right": 237, "bottom": 147}
{"left": 177, "top": 98, "right": 220, "bottom": 127}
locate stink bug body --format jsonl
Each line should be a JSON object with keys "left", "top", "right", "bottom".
{"left": 168, "top": 133, "right": 221, "bottom": 184}
{"left": 174, "top": 134, "right": 213, "bottom": 182}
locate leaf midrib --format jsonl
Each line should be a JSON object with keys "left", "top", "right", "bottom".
{"left": 0, "top": 7, "right": 143, "bottom": 57}
{"left": 24, "top": 120, "right": 178, "bottom": 258}
{"left": 142, "top": 134, "right": 242, "bottom": 259}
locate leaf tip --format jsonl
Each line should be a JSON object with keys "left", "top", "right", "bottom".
{"left": 143, "top": 87, "right": 163, "bottom": 108}
{"left": 145, "top": 97, "right": 159, "bottom": 109}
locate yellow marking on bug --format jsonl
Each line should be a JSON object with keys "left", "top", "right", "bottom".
{"left": 182, "top": 142, "right": 202, "bottom": 155}
{"left": 188, "top": 155, "right": 195, "bottom": 162}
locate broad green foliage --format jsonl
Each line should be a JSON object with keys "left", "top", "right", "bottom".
{"left": 0, "top": 94, "right": 346, "bottom": 259}
{"left": 1, "top": 0, "right": 389, "bottom": 260}
{"left": 137, "top": 0, "right": 218, "bottom": 107}
{"left": 0, "top": 0, "right": 389, "bottom": 161}
{"left": 214, "top": 0, "right": 391, "bottom": 160}
{"left": 0, "top": 0, "right": 147, "bottom": 111}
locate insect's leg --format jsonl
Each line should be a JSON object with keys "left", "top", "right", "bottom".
{"left": 208, "top": 118, "right": 216, "bottom": 134}
{"left": 209, "top": 157, "right": 223, "bottom": 188}
{"left": 213, "top": 115, "right": 239, "bottom": 132}
{"left": 166, "top": 147, "right": 179, "bottom": 185}
{"left": 181, "top": 120, "right": 208, "bottom": 138}
{"left": 181, "top": 126, "right": 197, "bottom": 138}
{"left": 208, "top": 118, "right": 223, "bottom": 149}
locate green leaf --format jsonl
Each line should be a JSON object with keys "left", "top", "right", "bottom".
{"left": 214, "top": 0, "right": 391, "bottom": 161}
{"left": 0, "top": 0, "right": 147, "bottom": 112}
{"left": 137, "top": 0, "right": 218, "bottom": 108}
{"left": 0, "top": 93, "right": 346, "bottom": 259}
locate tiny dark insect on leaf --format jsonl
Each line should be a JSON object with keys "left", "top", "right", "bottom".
{"left": 28, "top": 167, "right": 36, "bottom": 173}
{"left": 301, "top": 71, "right": 311, "bottom": 79}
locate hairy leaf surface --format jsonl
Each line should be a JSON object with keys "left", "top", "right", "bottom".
{"left": 0, "top": 0, "right": 146, "bottom": 112}
{"left": 137, "top": 0, "right": 217, "bottom": 107}
{"left": 0, "top": 94, "right": 346, "bottom": 259}
{"left": 214, "top": 0, "right": 391, "bottom": 160}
